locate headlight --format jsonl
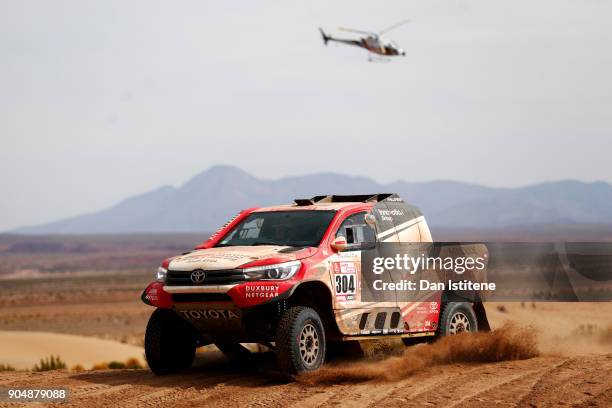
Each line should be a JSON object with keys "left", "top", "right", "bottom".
{"left": 156, "top": 266, "right": 167, "bottom": 282}
{"left": 242, "top": 260, "right": 301, "bottom": 280}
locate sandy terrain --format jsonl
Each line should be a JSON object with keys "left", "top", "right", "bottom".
{"left": 0, "top": 274, "right": 152, "bottom": 346}
{"left": 0, "top": 302, "right": 609, "bottom": 407}
{"left": 486, "top": 301, "right": 612, "bottom": 356}
{"left": 0, "top": 234, "right": 610, "bottom": 407}
{"left": 0, "top": 331, "right": 144, "bottom": 371}
{"left": 0, "top": 352, "right": 610, "bottom": 407}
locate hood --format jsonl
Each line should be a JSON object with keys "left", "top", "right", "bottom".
{"left": 168, "top": 245, "right": 317, "bottom": 271}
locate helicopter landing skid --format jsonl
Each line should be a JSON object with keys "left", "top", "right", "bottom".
{"left": 367, "top": 55, "right": 392, "bottom": 63}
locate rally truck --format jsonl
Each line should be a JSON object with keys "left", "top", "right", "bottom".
{"left": 141, "top": 194, "right": 490, "bottom": 374}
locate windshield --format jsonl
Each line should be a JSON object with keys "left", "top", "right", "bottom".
{"left": 216, "top": 210, "right": 336, "bottom": 248}
{"left": 386, "top": 40, "right": 398, "bottom": 48}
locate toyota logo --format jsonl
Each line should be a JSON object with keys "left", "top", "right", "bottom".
{"left": 190, "top": 269, "right": 206, "bottom": 283}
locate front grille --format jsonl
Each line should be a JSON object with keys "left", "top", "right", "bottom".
{"left": 166, "top": 269, "right": 246, "bottom": 286}
{"left": 172, "top": 293, "right": 233, "bottom": 303}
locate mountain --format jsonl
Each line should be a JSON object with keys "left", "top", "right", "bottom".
{"left": 13, "top": 165, "right": 612, "bottom": 234}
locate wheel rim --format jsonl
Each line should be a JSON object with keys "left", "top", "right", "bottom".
{"left": 449, "top": 312, "right": 471, "bottom": 334}
{"left": 299, "top": 323, "right": 320, "bottom": 367}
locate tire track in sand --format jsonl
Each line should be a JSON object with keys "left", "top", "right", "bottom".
{"left": 0, "top": 355, "right": 610, "bottom": 408}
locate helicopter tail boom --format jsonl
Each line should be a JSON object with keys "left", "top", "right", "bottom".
{"left": 319, "top": 27, "right": 330, "bottom": 45}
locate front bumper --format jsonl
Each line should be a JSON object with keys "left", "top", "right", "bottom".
{"left": 142, "top": 279, "right": 296, "bottom": 309}
{"left": 142, "top": 280, "right": 295, "bottom": 342}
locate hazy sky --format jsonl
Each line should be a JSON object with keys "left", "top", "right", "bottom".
{"left": 1, "top": 0, "right": 611, "bottom": 231}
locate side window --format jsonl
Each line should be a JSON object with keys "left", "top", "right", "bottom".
{"left": 336, "top": 212, "right": 376, "bottom": 251}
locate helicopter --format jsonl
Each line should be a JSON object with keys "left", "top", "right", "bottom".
{"left": 319, "top": 19, "right": 409, "bottom": 60}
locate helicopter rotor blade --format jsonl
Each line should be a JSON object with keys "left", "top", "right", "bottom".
{"left": 338, "top": 27, "right": 378, "bottom": 37}
{"left": 378, "top": 19, "right": 410, "bottom": 35}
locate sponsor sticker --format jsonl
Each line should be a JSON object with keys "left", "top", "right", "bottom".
{"left": 145, "top": 288, "right": 158, "bottom": 302}
{"left": 179, "top": 309, "right": 240, "bottom": 320}
{"left": 173, "top": 252, "right": 255, "bottom": 265}
{"left": 244, "top": 283, "right": 279, "bottom": 299}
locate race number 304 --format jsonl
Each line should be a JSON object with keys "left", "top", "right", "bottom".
{"left": 333, "top": 262, "right": 357, "bottom": 301}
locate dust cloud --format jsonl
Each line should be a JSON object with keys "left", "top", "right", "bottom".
{"left": 299, "top": 322, "right": 538, "bottom": 385}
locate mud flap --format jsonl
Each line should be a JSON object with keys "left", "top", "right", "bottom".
{"left": 473, "top": 302, "right": 490, "bottom": 332}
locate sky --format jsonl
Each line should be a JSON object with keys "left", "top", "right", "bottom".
{"left": 1, "top": 0, "right": 611, "bottom": 231}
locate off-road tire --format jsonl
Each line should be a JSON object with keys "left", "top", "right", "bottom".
{"left": 145, "top": 308, "right": 197, "bottom": 375}
{"left": 437, "top": 302, "right": 478, "bottom": 337}
{"left": 276, "top": 306, "right": 326, "bottom": 374}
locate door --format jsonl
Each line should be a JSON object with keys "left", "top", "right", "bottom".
{"left": 330, "top": 211, "right": 401, "bottom": 336}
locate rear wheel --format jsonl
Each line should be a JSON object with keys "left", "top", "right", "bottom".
{"left": 145, "top": 308, "right": 197, "bottom": 375}
{"left": 437, "top": 302, "right": 478, "bottom": 337}
{"left": 276, "top": 306, "right": 326, "bottom": 374}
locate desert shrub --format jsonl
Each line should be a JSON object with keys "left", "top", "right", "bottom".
{"left": 33, "top": 355, "right": 66, "bottom": 372}
{"left": 71, "top": 364, "right": 85, "bottom": 372}
{"left": 0, "top": 364, "right": 16, "bottom": 372}
{"left": 92, "top": 358, "right": 143, "bottom": 370}
{"left": 91, "top": 362, "right": 109, "bottom": 370}
{"left": 108, "top": 361, "right": 125, "bottom": 369}
{"left": 124, "top": 357, "right": 143, "bottom": 369}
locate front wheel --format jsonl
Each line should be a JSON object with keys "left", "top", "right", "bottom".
{"left": 145, "top": 308, "right": 197, "bottom": 375}
{"left": 437, "top": 302, "right": 478, "bottom": 337}
{"left": 275, "top": 306, "right": 326, "bottom": 374}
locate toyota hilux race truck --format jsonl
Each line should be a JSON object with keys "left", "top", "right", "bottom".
{"left": 142, "top": 194, "right": 489, "bottom": 374}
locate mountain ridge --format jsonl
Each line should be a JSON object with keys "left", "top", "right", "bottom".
{"left": 13, "top": 165, "right": 612, "bottom": 234}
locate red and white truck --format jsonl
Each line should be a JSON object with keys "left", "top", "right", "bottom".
{"left": 142, "top": 194, "right": 489, "bottom": 374}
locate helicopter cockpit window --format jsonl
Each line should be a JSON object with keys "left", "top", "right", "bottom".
{"left": 336, "top": 212, "right": 376, "bottom": 251}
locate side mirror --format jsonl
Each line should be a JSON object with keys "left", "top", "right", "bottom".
{"left": 364, "top": 213, "right": 377, "bottom": 228}
{"left": 331, "top": 236, "right": 348, "bottom": 252}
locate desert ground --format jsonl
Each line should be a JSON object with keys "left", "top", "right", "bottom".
{"left": 0, "top": 331, "right": 144, "bottom": 370}
{"left": 0, "top": 233, "right": 610, "bottom": 407}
